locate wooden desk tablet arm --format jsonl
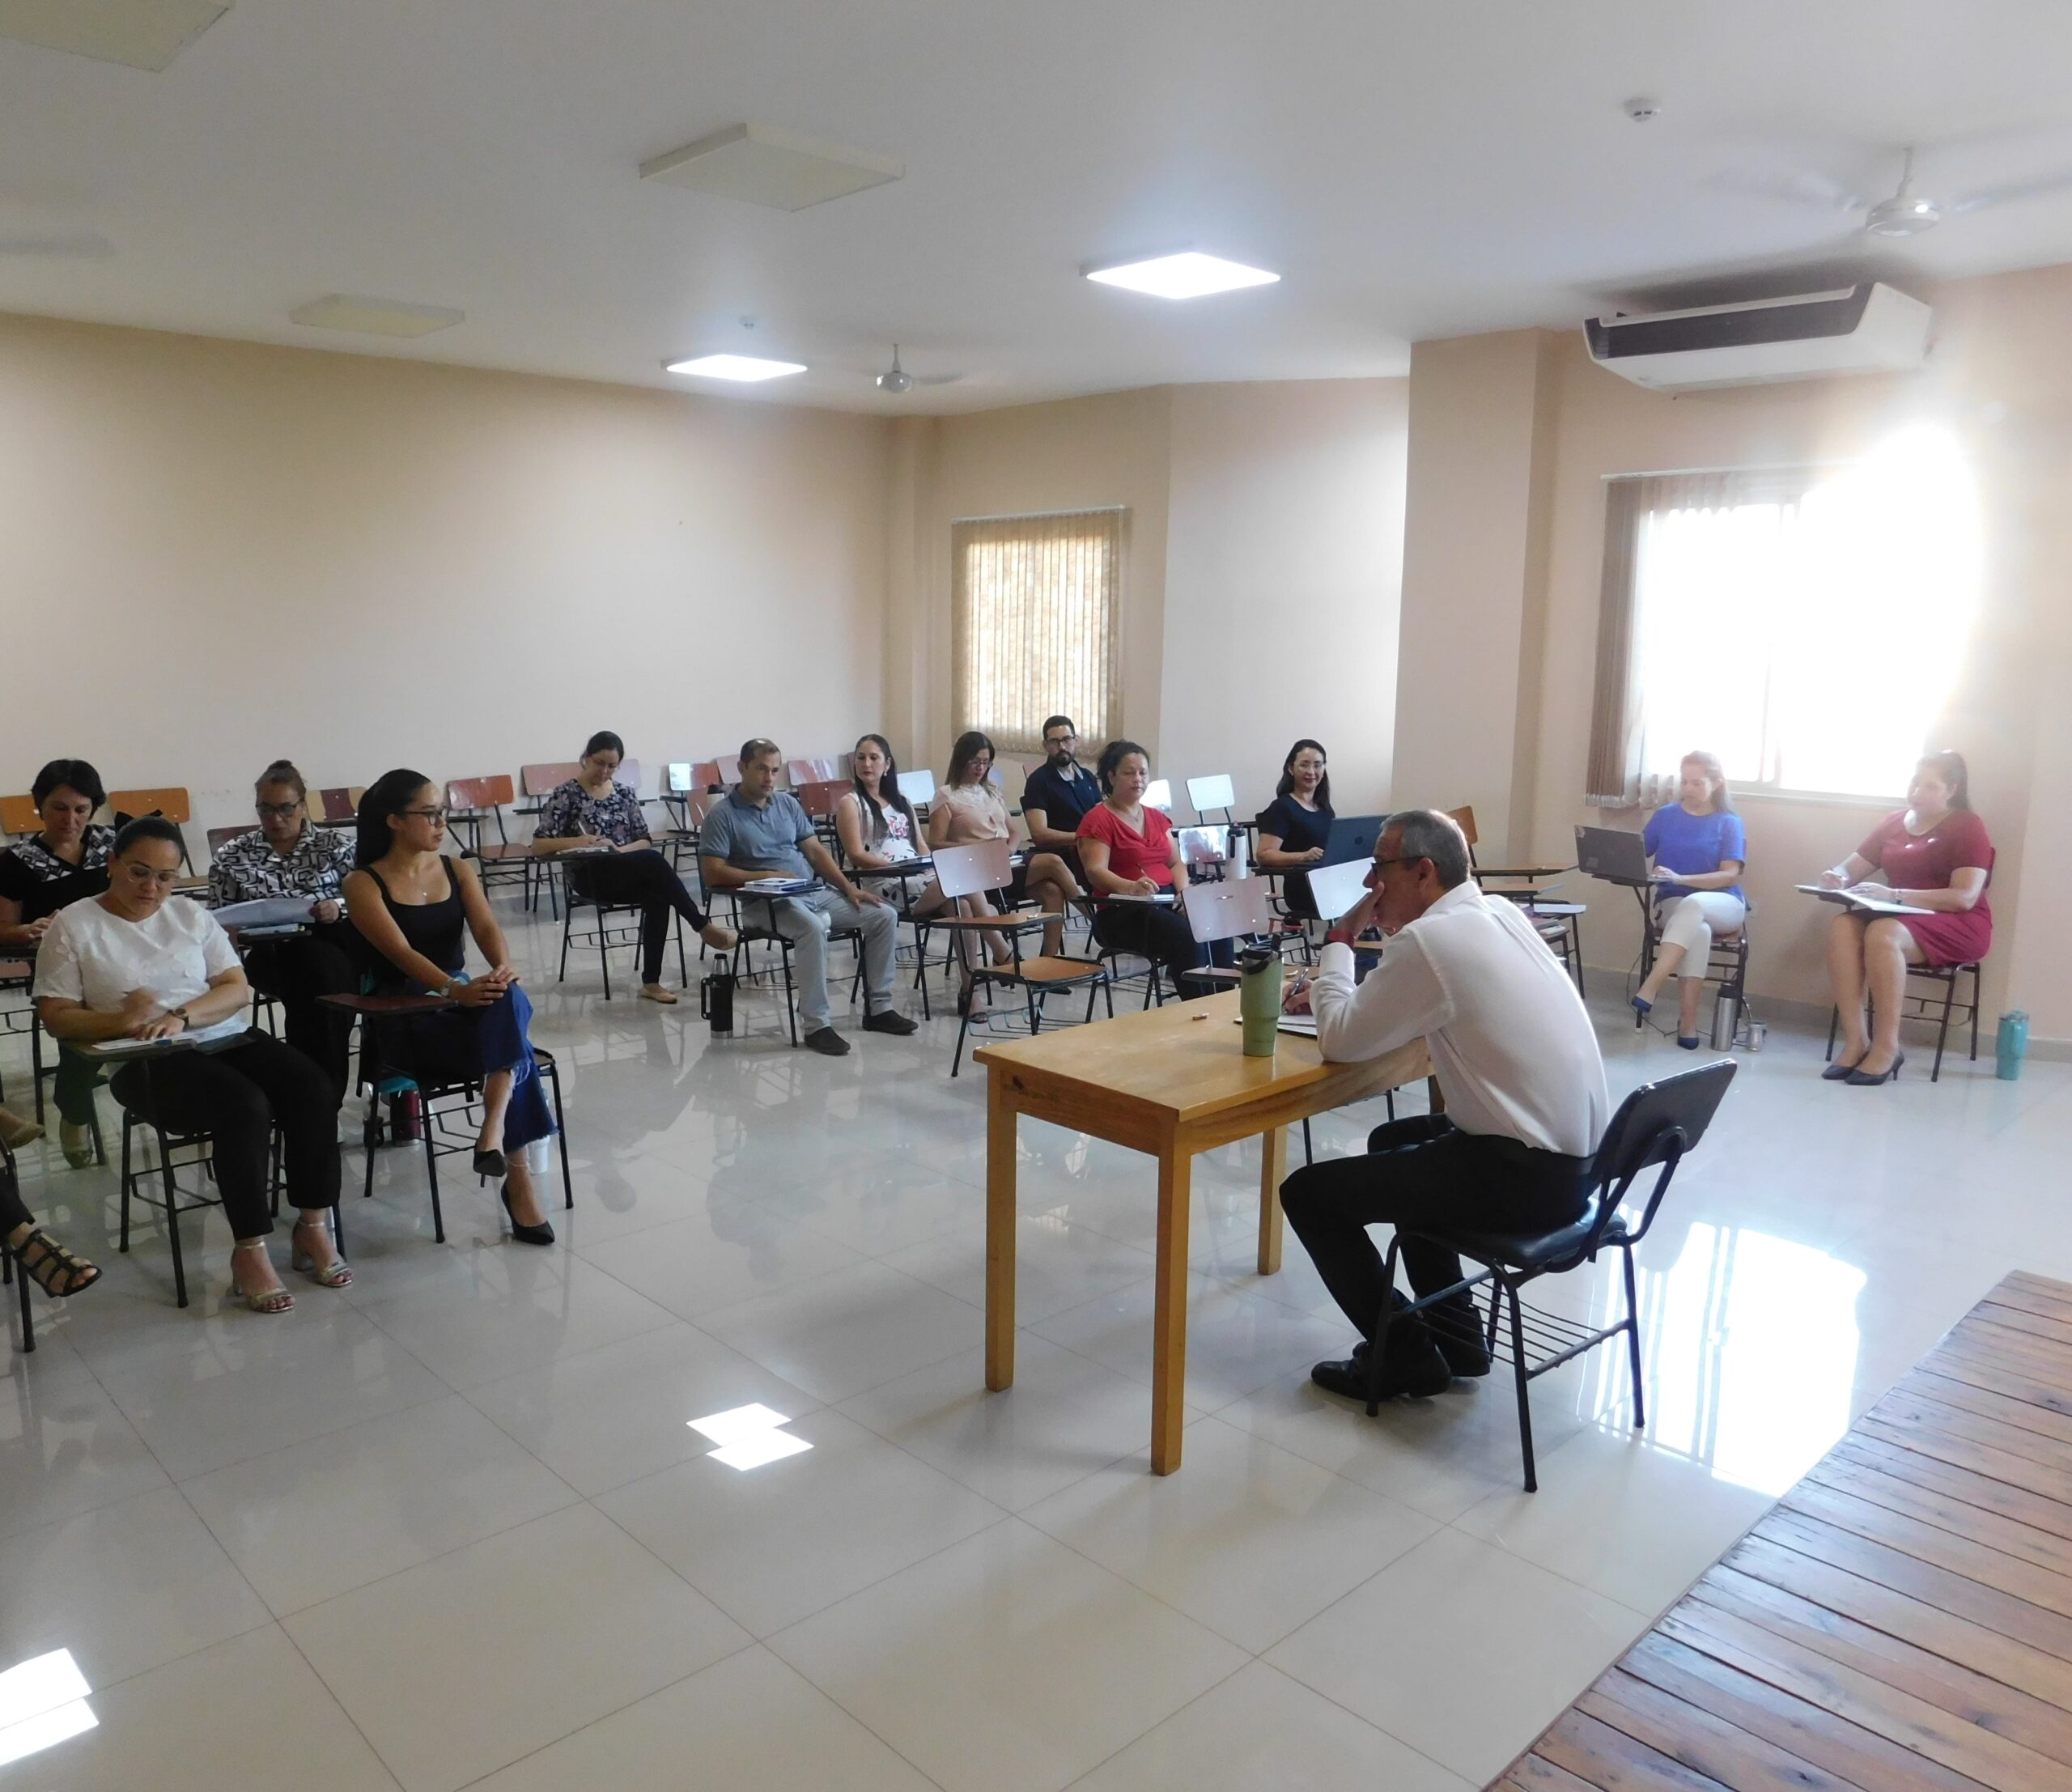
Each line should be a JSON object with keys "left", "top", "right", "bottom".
{"left": 318, "top": 992, "right": 460, "bottom": 1017}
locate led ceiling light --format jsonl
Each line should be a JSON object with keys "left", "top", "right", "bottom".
{"left": 0, "top": 0, "right": 229, "bottom": 70}
{"left": 1083, "top": 251, "right": 1280, "bottom": 300}
{"left": 290, "top": 295, "right": 464, "bottom": 338}
{"left": 640, "top": 123, "right": 903, "bottom": 212}
{"left": 664, "top": 354, "right": 808, "bottom": 382}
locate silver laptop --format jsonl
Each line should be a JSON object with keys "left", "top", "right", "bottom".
{"left": 1574, "top": 825, "right": 1650, "bottom": 886}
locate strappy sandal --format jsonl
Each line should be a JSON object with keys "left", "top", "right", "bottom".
{"left": 8, "top": 1227, "right": 101, "bottom": 1298}
{"left": 229, "top": 1241, "right": 294, "bottom": 1314}
{"left": 290, "top": 1217, "right": 353, "bottom": 1289}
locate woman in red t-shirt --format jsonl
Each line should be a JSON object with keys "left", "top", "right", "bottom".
{"left": 1819, "top": 750, "right": 1993, "bottom": 1086}
{"left": 1076, "top": 741, "right": 1230, "bottom": 997}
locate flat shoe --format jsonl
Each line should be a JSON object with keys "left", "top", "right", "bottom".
{"left": 0, "top": 1111, "right": 43, "bottom": 1150}
{"left": 473, "top": 1148, "right": 507, "bottom": 1178}
{"left": 59, "top": 1121, "right": 96, "bottom": 1170}
{"left": 803, "top": 1026, "right": 851, "bottom": 1056}
{"left": 639, "top": 984, "right": 679, "bottom": 1005}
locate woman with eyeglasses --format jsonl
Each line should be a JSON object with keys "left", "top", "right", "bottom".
{"left": 207, "top": 759, "right": 360, "bottom": 1093}
{"left": 345, "top": 770, "right": 558, "bottom": 1243}
{"left": 1, "top": 758, "right": 118, "bottom": 1165}
{"left": 532, "top": 731, "right": 737, "bottom": 1004}
{"left": 1255, "top": 738, "right": 1335, "bottom": 919}
{"left": 33, "top": 817, "right": 348, "bottom": 1311}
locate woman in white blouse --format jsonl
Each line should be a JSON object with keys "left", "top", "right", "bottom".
{"left": 35, "top": 818, "right": 350, "bottom": 1313}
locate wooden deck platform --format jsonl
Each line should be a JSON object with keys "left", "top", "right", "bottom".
{"left": 1494, "top": 1270, "right": 2072, "bottom": 1792}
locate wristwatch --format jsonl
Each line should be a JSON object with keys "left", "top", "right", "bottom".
{"left": 169, "top": 1005, "right": 189, "bottom": 1029}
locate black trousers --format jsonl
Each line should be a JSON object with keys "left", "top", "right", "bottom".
{"left": 240, "top": 924, "right": 359, "bottom": 1098}
{"left": 1091, "top": 902, "right": 1233, "bottom": 997}
{"left": 1280, "top": 1114, "right": 1594, "bottom": 1362}
{"left": 570, "top": 850, "right": 708, "bottom": 983}
{"left": 111, "top": 1030, "right": 342, "bottom": 1238}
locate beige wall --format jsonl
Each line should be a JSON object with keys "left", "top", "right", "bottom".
{"left": 1, "top": 313, "right": 891, "bottom": 837}
{"left": 1396, "top": 265, "right": 2072, "bottom": 1041}
{"left": 895, "top": 380, "right": 1409, "bottom": 815}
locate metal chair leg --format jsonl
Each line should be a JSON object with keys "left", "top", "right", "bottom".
{"left": 543, "top": 1058, "right": 574, "bottom": 1209}
{"left": 119, "top": 1110, "right": 134, "bottom": 1253}
{"left": 1931, "top": 970, "right": 1954, "bottom": 1082}
{"left": 422, "top": 1108, "right": 444, "bottom": 1243}
{"left": 155, "top": 1119, "right": 189, "bottom": 1310}
{"left": 1506, "top": 1282, "right": 1535, "bottom": 1491}
{"left": 1621, "top": 1244, "right": 1645, "bottom": 1430}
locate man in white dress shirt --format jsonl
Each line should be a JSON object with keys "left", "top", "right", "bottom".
{"left": 1280, "top": 809, "right": 1610, "bottom": 1402}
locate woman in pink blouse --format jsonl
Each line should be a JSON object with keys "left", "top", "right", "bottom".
{"left": 1819, "top": 750, "right": 1993, "bottom": 1086}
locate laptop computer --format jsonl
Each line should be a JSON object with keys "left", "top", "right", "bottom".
{"left": 1323, "top": 813, "right": 1387, "bottom": 866}
{"left": 1574, "top": 825, "right": 1650, "bottom": 887}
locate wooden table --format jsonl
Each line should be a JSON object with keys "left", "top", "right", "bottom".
{"left": 1494, "top": 1269, "right": 2072, "bottom": 1792}
{"left": 974, "top": 991, "right": 1429, "bottom": 1475}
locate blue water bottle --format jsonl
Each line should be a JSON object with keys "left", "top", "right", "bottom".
{"left": 1997, "top": 1011, "right": 2029, "bottom": 1082}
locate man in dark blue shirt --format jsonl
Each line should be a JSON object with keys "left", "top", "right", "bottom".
{"left": 1019, "top": 716, "right": 1101, "bottom": 877}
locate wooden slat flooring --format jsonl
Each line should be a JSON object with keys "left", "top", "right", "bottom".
{"left": 1493, "top": 1273, "right": 2072, "bottom": 1791}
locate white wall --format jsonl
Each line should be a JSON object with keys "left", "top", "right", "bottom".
{"left": 0, "top": 313, "right": 891, "bottom": 837}
{"left": 1160, "top": 380, "right": 1406, "bottom": 818}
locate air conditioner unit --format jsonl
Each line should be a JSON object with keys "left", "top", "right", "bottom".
{"left": 1582, "top": 282, "right": 1932, "bottom": 392}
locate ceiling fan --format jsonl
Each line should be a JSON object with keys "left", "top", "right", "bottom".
{"left": 1717, "top": 143, "right": 2072, "bottom": 238}
{"left": 874, "top": 344, "right": 961, "bottom": 393}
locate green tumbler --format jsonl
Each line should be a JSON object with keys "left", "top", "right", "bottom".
{"left": 1238, "top": 946, "right": 1283, "bottom": 1057}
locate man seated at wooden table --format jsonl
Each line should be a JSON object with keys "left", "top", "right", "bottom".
{"left": 1281, "top": 808, "right": 1609, "bottom": 1404}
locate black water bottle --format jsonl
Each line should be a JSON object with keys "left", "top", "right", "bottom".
{"left": 703, "top": 970, "right": 736, "bottom": 1035}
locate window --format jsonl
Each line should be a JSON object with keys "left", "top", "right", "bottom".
{"left": 1588, "top": 428, "right": 1981, "bottom": 804}
{"left": 952, "top": 508, "right": 1123, "bottom": 754}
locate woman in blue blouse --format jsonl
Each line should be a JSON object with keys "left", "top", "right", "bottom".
{"left": 1630, "top": 751, "right": 1747, "bottom": 1048}
{"left": 532, "top": 732, "right": 735, "bottom": 1003}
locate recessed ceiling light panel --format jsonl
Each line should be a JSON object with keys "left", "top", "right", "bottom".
{"left": 640, "top": 122, "right": 903, "bottom": 212}
{"left": 1084, "top": 251, "right": 1281, "bottom": 300}
{"left": 290, "top": 295, "right": 464, "bottom": 338}
{"left": 0, "top": 0, "right": 231, "bottom": 71}
{"left": 665, "top": 354, "right": 808, "bottom": 382}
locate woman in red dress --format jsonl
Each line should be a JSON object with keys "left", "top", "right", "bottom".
{"left": 1819, "top": 750, "right": 1992, "bottom": 1086}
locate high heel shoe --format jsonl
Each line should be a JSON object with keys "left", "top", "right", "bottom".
{"left": 229, "top": 1241, "right": 294, "bottom": 1314}
{"left": 1630, "top": 994, "right": 1653, "bottom": 1018}
{"left": 472, "top": 1148, "right": 507, "bottom": 1179}
{"left": 501, "top": 1186, "right": 555, "bottom": 1246}
{"left": 1821, "top": 1055, "right": 1864, "bottom": 1081}
{"left": 1846, "top": 1052, "right": 1905, "bottom": 1087}
{"left": 290, "top": 1217, "right": 354, "bottom": 1288}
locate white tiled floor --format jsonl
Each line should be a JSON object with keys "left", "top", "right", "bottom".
{"left": 4, "top": 898, "right": 2068, "bottom": 1789}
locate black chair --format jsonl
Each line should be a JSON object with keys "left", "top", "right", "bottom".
{"left": 329, "top": 994, "right": 574, "bottom": 1244}
{"left": 1366, "top": 1059, "right": 1737, "bottom": 1491}
{"left": 117, "top": 1100, "right": 291, "bottom": 1310}
{"left": 722, "top": 890, "right": 866, "bottom": 1048}
{"left": 1824, "top": 959, "right": 1982, "bottom": 1082}
{"left": 555, "top": 860, "right": 687, "bottom": 1000}
{"left": 2, "top": 1133, "right": 30, "bottom": 1352}
{"left": 1635, "top": 893, "right": 1752, "bottom": 1038}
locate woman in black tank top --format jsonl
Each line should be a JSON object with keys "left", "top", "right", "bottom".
{"left": 345, "top": 771, "right": 557, "bottom": 1244}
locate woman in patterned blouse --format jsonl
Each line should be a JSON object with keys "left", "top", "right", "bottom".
{"left": 0, "top": 758, "right": 117, "bottom": 1166}
{"left": 532, "top": 732, "right": 737, "bottom": 1004}
{"left": 208, "top": 760, "right": 361, "bottom": 1096}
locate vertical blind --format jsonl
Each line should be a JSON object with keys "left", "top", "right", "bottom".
{"left": 951, "top": 508, "right": 1124, "bottom": 754}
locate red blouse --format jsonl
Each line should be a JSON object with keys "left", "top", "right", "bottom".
{"left": 1076, "top": 801, "right": 1176, "bottom": 892}
{"left": 1857, "top": 808, "right": 1993, "bottom": 902}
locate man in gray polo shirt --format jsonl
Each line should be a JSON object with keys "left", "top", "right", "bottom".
{"left": 700, "top": 738, "right": 917, "bottom": 1055}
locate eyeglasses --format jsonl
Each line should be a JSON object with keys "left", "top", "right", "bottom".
{"left": 403, "top": 806, "right": 450, "bottom": 822}
{"left": 1044, "top": 734, "right": 1076, "bottom": 747}
{"left": 121, "top": 864, "right": 182, "bottom": 887}
{"left": 255, "top": 801, "right": 303, "bottom": 819}
{"left": 1369, "top": 856, "right": 1424, "bottom": 873}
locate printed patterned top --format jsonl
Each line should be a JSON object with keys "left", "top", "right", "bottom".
{"left": 535, "top": 779, "right": 651, "bottom": 847}
{"left": 207, "top": 825, "right": 358, "bottom": 909}
{"left": 0, "top": 824, "right": 117, "bottom": 924}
